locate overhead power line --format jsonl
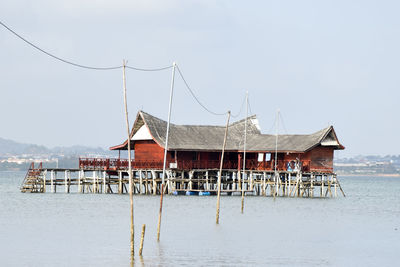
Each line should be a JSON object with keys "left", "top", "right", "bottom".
{"left": 231, "top": 94, "right": 247, "bottom": 118}
{"left": 126, "top": 65, "right": 172, "bottom": 72}
{"left": 0, "top": 20, "right": 172, "bottom": 71}
{"left": 247, "top": 96, "right": 253, "bottom": 116}
{"left": 1, "top": 20, "right": 254, "bottom": 119}
{"left": 176, "top": 65, "right": 251, "bottom": 119}
{"left": 176, "top": 65, "right": 228, "bottom": 116}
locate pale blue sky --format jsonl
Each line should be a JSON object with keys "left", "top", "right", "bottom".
{"left": 1, "top": 0, "right": 399, "bottom": 157}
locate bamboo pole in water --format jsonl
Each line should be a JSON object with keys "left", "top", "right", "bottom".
{"left": 157, "top": 184, "right": 164, "bottom": 241}
{"left": 158, "top": 62, "right": 176, "bottom": 241}
{"left": 241, "top": 91, "right": 248, "bottom": 213}
{"left": 274, "top": 109, "right": 279, "bottom": 199}
{"left": 216, "top": 111, "right": 231, "bottom": 224}
{"left": 336, "top": 176, "right": 346, "bottom": 197}
{"left": 139, "top": 224, "right": 146, "bottom": 256}
{"left": 122, "top": 60, "right": 134, "bottom": 257}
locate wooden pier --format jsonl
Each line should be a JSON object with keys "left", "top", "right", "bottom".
{"left": 20, "top": 111, "right": 347, "bottom": 198}
{"left": 20, "top": 162, "right": 345, "bottom": 198}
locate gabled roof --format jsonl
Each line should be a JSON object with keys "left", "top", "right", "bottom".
{"left": 110, "top": 111, "right": 345, "bottom": 152}
{"left": 245, "top": 126, "right": 344, "bottom": 152}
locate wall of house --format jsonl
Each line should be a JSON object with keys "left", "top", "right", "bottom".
{"left": 281, "top": 152, "right": 303, "bottom": 170}
{"left": 134, "top": 140, "right": 172, "bottom": 162}
{"left": 259, "top": 149, "right": 334, "bottom": 172}
{"left": 177, "top": 151, "right": 223, "bottom": 162}
{"left": 133, "top": 142, "right": 335, "bottom": 172}
{"left": 302, "top": 146, "right": 334, "bottom": 172}
{"left": 177, "top": 151, "right": 199, "bottom": 161}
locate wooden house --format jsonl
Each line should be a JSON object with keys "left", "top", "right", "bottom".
{"left": 23, "top": 110, "right": 346, "bottom": 197}
{"left": 109, "top": 111, "right": 344, "bottom": 174}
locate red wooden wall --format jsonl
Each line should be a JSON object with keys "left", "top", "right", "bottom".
{"left": 177, "top": 151, "right": 221, "bottom": 161}
{"left": 133, "top": 140, "right": 335, "bottom": 172}
{"left": 302, "top": 146, "right": 334, "bottom": 172}
{"left": 134, "top": 140, "right": 172, "bottom": 162}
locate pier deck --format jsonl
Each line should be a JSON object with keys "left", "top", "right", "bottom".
{"left": 20, "top": 163, "right": 345, "bottom": 198}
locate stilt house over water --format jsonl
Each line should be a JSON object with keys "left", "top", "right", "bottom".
{"left": 21, "top": 110, "right": 346, "bottom": 197}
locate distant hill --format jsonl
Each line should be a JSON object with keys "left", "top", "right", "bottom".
{"left": 0, "top": 137, "right": 112, "bottom": 156}
{"left": 0, "top": 137, "right": 50, "bottom": 155}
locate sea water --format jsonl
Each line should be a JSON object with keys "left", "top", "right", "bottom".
{"left": 0, "top": 171, "right": 399, "bottom": 266}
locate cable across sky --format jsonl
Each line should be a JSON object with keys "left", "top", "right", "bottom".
{"left": 1, "top": 20, "right": 249, "bottom": 119}
{"left": 0, "top": 20, "right": 172, "bottom": 71}
{"left": 175, "top": 65, "right": 229, "bottom": 116}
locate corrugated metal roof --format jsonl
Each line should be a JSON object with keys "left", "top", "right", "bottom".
{"left": 110, "top": 111, "right": 344, "bottom": 152}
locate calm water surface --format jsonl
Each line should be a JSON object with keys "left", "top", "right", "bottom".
{"left": 0, "top": 171, "right": 399, "bottom": 266}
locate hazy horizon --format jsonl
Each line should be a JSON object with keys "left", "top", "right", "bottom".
{"left": 1, "top": 1, "right": 399, "bottom": 158}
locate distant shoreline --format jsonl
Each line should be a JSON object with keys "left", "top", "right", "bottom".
{"left": 338, "top": 173, "right": 400, "bottom": 177}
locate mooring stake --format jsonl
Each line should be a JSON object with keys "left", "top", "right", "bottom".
{"left": 139, "top": 224, "right": 146, "bottom": 256}
{"left": 216, "top": 111, "right": 231, "bottom": 224}
{"left": 157, "top": 184, "right": 164, "bottom": 241}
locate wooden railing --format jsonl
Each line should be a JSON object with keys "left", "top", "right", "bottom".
{"left": 79, "top": 158, "right": 164, "bottom": 170}
{"left": 78, "top": 158, "right": 334, "bottom": 172}
{"left": 20, "top": 162, "right": 43, "bottom": 190}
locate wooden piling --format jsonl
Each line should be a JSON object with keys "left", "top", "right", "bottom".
{"left": 64, "top": 171, "right": 68, "bottom": 193}
{"left": 50, "top": 170, "right": 54, "bottom": 193}
{"left": 216, "top": 111, "right": 230, "bottom": 224}
{"left": 145, "top": 171, "right": 149, "bottom": 194}
{"left": 103, "top": 171, "right": 106, "bottom": 194}
{"left": 139, "top": 170, "right": 143, "bottom": 194}
{"left": 118, "top": 171, "right": 122, "bottom": 194}
{"left": 206, "top": 171, "right": 209, "bottom": 190}
{"left": 139, "top": 224, "right": 146, "bottom": 256}
{"left": 157, "top": 184, "right": 164, "bottom": 241}
{"left": 150, "top": 171, "right": 155, "bottom": 195}
{"left": 68, "top": 171, "right": 71, "bottom": 193}
{"left": 334, "top": 176, "right": 338, "bottom": 197}
{"left": 249, "top": 171, "right": 254, "bottom": 191}
{"left": 238, "top": 171, "right": 241, "bottom": 191}
{"left": 241, "top": 171, "right": 245, "bottom": 213}
{"left": 92, "top": 171, "right": 97, "bottom": 193}
{"left": 42, "top": 170, "right": 46, "bottom": 193}
{"left": 77, "top": 170, "right": 81, "bottom": 193}
{"left": 189, "top": 171, "right": 193, "bottom": 190}
{"left": 310, "top": 174, "right": 314, "bottom": 198}
{"left": 336, "top": 176, "right": 346, "bottom": 197}
{"left": 262, "top": 172, "right": 266, "bottom": 196}
{"left": 328, "top": 176, "right": 333, "bottom": 197}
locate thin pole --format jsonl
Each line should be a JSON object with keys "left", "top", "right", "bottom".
{"left": 336, "top": 176, "right": 346, "bottom": 197}
{"left": 139, "top": 224, "right": 146, "bottom": 256}
{"left": 157, "top": 184, "right": 164, "bottom": 241}
{"left": 161, "top": 62, "right": 176, "bottom": 185}
{"left": 122, "top": 60, "right": 134, "bottom": 257}
{"left": 216, "top": 111, "right": 231, "bottom": 224}
{"left": 158, "top": 62, "right": 176, "bottom": 241}
{"left": 274, "top": 109, "right": 279, "bottom": 198}
{"left": 241, "top": 91, "right": 248, "bottom": 213}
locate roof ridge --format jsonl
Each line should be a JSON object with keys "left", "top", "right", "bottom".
{"left": 229, "top": 114, "right": 257, "bottom": 126}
